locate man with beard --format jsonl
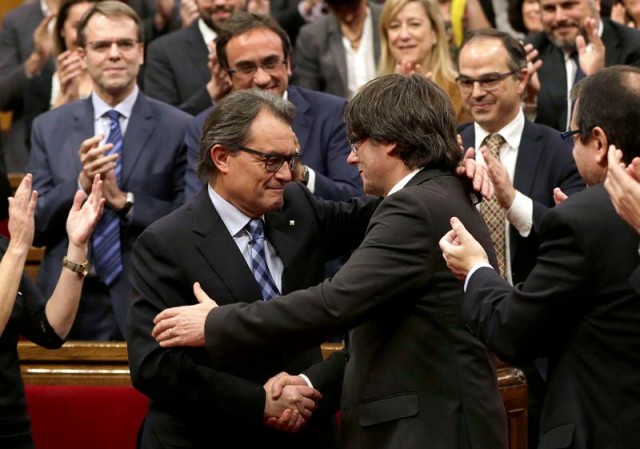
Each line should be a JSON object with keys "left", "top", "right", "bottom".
{"left": 526, "top": 0, "right": 640, "bottom": 131}
{"left": 144, "top": 0, "right": 242, "bottom": 114}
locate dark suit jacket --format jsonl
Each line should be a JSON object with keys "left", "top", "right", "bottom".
{"left": 0, "top": 1, "right": 54, "bottom": 171}
{"left": 144, "top": 21, "right": 212, "bottom": 115}
{"left": 185, "top": 85, "right": 362, "bottom": 200}
{"left": 128, "top": 183, "right": 378, "bottom": 449}
{"left": 205, "top": 169, "right": 508, "bottom": 449}
{"left": 27, "top": 93, "right": 190, "bottom": 336}
{"left": 459, "top": 119, "right": 585, "bottom": 284}
{"left": 271, "top": 0, "right": 306, "bottom": 44}
{"left": 464, "top": 184, "right": 640, "bottom": 449}
{"left": 526, "top": 18, "right": 640, "bottom": 131}
{"left": 291, "top": 2, "right": 382, "bottom": 98}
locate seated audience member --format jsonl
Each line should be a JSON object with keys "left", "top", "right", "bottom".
{"left": 185, "top": 12, "right": 363, "bottom": 201}
{"left": 440, "top": 65, "right": 640, "bottom": 449}
{"left": 154, "top": 75, "right": 507, "bottom": 449}
{"left": 0, "top": 0, "right": 57, "bottom": 172}
{"left": 25, "top": 0, "right": 100, "bottom": 149}
{"left": 0, "top": 174, "right": 103, "bottom": 449}
{"left": 611, "top": 0, "right": 640, "bottom": 28}
{"left": 526, "top": 0, "right": 640, "bottom": 131}
{"left": 291, "top": 0, "right": 382, "bottom": 99}
{"left": 27, "top": 1, "right": 190, "bottom": 341}
{"left": 144, "top": 0, "right": 242, "bottom": 115}
{"left": 378, "top": 0, "right": 472, "bottom": 124}
{"left": 128, "top": 89, "right": 381, "bottom": 449}
{"left": 508, "top": 0, "right": 543, "bottom": 35}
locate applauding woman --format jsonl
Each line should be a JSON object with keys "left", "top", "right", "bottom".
{"left": 0, "top": 174, "right": 104, "bottom": 449}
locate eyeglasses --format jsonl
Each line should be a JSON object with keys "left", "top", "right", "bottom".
{"left": 348, "top": 137, "right": 362, "bottom": 154}
{"left": 236, "top": 145, "right": 301, "bottom": 173}
{"left": 86, "top": 38, "right": 140, "bottom": 53}
{"left": 456, "top": 70, "right": 519, "bottom": 93}
{"left": 228, "top": 56, "right": 288, "bottom": 78}
{"left": 560, "top": 128, "right": 585, "bottom": 142}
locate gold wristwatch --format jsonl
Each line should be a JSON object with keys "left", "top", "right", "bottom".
{"left": 62, "top": 256, "right": 89, "bottom": 277}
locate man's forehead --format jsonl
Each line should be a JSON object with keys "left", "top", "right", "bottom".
{"left": 86, "top": 14, "right": 137, "bottom": 34}
{"left": 539, "top": 0, "right": 590, "bottom": 8}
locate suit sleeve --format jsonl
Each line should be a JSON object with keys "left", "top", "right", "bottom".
{"left": 0, "top": 14, "right": 28, "bottom": 109}
{"left": 464, "top": 207, "right": 589, "bottom": 361}
{"left": 185, "top": 114, "right": 205, "bottom": 200}
{"left": 291, "top": 25, "right": 324, "bottom": 92}
{"left": 205, "top": 190, "right": 439, "bottom": 357}
{"left": 128, "top": 227, "right": 266, "bottom": 423}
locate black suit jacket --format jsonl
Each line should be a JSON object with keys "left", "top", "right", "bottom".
{"left": 464, "top": 184, "right": 640, "bottom": 449}
{"left": 128, "top": 183, "right": 378, "bottom": 448}
{"left": 527, "top": 18, "right": 640, "bottom": 131}
{"left": 205, "top": 169, "right": 508, "bottom": 449}
{"left": 459, "top": 119, "right": 585, "bottom": 284}
{"left": 144, "top": 21, "right": 211, "bottom": 115}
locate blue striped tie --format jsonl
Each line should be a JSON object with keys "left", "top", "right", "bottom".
{"left": 92, "top": 110, "right": 123, "bottom": 286}
{"left": 247, "top": 218, "right": 280, "bottom": 301}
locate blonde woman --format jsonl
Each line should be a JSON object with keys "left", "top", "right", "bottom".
{"left": 379, "top": 0, "right": 472, "bottom": 124}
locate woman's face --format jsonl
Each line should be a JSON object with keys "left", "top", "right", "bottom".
{"left": 522, "top": 0, "right": 543, "bottom": 33}
{"left": 61, "top": 2, "right": 94, "bottom": 51}
{"left": 622, "top": 0, "right": 640, "bottom": 20}
{"left": 387, "top": 1, "right": 437, "bottom": 65}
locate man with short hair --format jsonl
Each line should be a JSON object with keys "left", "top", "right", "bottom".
{"left": 27, "top": 1, "right": 190, "bottom": 340}
{"left": 128, "top": 88, "right": 377, "bottom": 448}
{"left": 440, "top": 65, "right": 640, "bottom": 449}
{"left": 184, "top": 12, "right": 362, "bottom": 201}
{"left": 144, "top": 0, "right": 242, "bottom": 114}
{"left": 155, "top": 74, "right": 508, "bottom": 449}
{"left": 527, "top": 0, "right": 640, "bottom": 131}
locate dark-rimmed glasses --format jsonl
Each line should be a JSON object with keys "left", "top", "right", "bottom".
{"left": 560, "top": 129, "right": 584, "bottom": 142}
{"left": 228, "top": 56, "right": 288, "bottom": 79}
{"left": 236, "top": 146, "right": 301, "bottom": 173}
{"left": 456, "top": 70, "right": 519, "bottom": 93}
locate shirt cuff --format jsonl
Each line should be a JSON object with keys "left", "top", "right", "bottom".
{"left": 506, "top": 190, "right": 532, "bottom": 238}
{"left": 464, "top": 263, "right": 494, "bottom": 291}
{"left": 298, "top": 373, "right": 313, "bottom": 388}
{"left": 77, "top": 178, "right": 89, "bottom": 197}
{"left": 305, "top": 167, "right": 317, "bottom": 193}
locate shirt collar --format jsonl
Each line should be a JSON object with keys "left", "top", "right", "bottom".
{"left": 198, "top": 18, "right": 218, "bottom": 47}
{"left": 387, "top": 168, "right": 422, "bottom": 196}
{"left": 92, "top": 85, "right": 139, "bottom": 121}
{"left": 207, "top": 183, "right": 261, "bottom": 237}
{"left": 474, "top": 109, "right": 525, "bottom": 151}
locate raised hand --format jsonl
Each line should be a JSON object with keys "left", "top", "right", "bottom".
{"left": 246, "top": 0, "right": 271, "bottom": 15}
{"left": 153, "top": 282, "right": 218, "bottom": 347}
{"left": 439, "top": 217, "right": 490, "bottom": 280}
{"left": 206, "top": 41, "right": 232, "bottom": 102}
{"left": 7, "top": 174, "right": 38, "bottom": 252}
{"left": 78, "top": 135, "right": 119, "bottom": 191}
{"left": 604, "top": 146, "right": 640, "bottom": 234}
{"left": 522, "top": 43, "right": 542, "bottom": 107}
{"left": 481, "top": 146, "right": 515, "bottom": 209}
{"left": 576, "top": 17, "right": 605, "bottom": 76}
{"left": 66, "top": 174, "right": 105, "bottom": 248}
{"left": 456, "top": 147, "right": 494, "bottom": 201}
{"left": 180, "top": 0, "right": 199, "bottom": 28}
{"left": 26, "top": 14, "right": 55, "bottom": 77}
{"left": 55, "top": 50, "right": 85, "bottom": 107}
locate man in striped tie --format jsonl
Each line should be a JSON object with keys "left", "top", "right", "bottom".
{"left": 27, "top": 1, "right": 191, "bottom": 340}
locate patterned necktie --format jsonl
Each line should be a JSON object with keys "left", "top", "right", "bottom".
{"left": 92, "top": 110, "right": 123, "bottom": 286}
{"left": 246, "top": 218, "right": 280, "bottom": 301}
{"left": 480, "top": 133, "right": 507, "bottom": 278}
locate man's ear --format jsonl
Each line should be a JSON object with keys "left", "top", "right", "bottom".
{"left": 592, "top": 126, "right": 609, "bottom": 165}
{"left": 211, "top": 144, "right": 231, "bottom": 174}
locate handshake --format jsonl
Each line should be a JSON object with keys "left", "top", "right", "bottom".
{"left": 263, "top": 372, "right": 323, "bottom": 433}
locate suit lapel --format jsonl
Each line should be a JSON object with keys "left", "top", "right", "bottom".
{"left": 328, "top": 16, "right": 348, "bottom": 95}
{"left": 513, "top": 120, "right": 544, "bottom": 196}
{"left": 121, "top": 94, "right": 154, "bottom": 185}
{"left": 602, "top": 20, "right": 623, "bottom": 66}
{"left": 192, "top": 189, "right": 263, "bottom": 303}
{"left": 288, "top": 87, "right": 312, "bottom": 156}
{"left": 185, "top": 22, "right": 210, "bottom": 83}
{"left": 71, "top": 99, "right": 95, "bottom": 175}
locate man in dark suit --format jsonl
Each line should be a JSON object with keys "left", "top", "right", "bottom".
{"left": 457, "top": 29, "right": 584, "bottom": 448}
{"left": 128, "top": 88, "right": 378, "bottom": 448}
{"left": 155, "top": 74, "right": 507, "bottom": 449}
{"left": 184, "top": 12, "right": 362, "bottom": 201}
{"left": 0, "top": 0, "right": 56, "bottom": 172}
{"left": 27, "top": 1, "right": 190, "bottom": 340}
{"left": 292, "top": 0, "right": 382, "bottom": 98}
{"left": 526, "top": 0, "right": 640, "bottom": 131}
{"left": 143, "top": 0, "right": 242, "bottom": 115}
{"left": 440, "top": 65, "right": 640, "bottom": 449}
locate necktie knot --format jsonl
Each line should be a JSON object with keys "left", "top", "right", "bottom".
{"left": 483, "top": 133, "right": 505, "bottom": 158}
{"left": 247, "top": 218, "right": 264, "bottom": 243}
{"left": 105, "top": 109, "right": 121, "bottom": 122}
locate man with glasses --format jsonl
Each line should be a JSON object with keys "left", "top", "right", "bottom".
{"left": 144, "top": 0, "right": 242, "bottom": 115}
{"left": 526, "top": 0, "right": 640, "bottom": 131}
{"left": 440, "top": 64, "right": 640, "bottom": 449}
{"left": 456, "top": 29, "right": 584, "bottom": 448}
{"left": 26, "top": 1, "right": 190, "bottom": 340}
{"left": 128, "top": 88, "right": 378, "bottom": 448}
{"left": 184, "top": 12, "right": 362, "bottom": 202}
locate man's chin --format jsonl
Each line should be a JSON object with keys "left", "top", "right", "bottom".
{"left": 548, "top": 32, "right": 577, "bottom": 53}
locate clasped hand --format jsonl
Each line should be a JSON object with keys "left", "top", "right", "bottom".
{"left": 262, "top": 372, "right": 322, "bottom": 433}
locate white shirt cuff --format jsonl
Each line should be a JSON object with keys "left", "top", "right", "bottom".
{"left": 506, "top": 190, "right": 532, "bottom": 237}
{"left": 464, "top": 262, "right": 494, "bottom": 291}
{"left": 298, "top": 373, "right": 313, "bottom": 388}
{"left": 305, "top": 167, "right": 317, "bottom": 193}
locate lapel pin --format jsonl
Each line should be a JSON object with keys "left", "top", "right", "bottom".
{"left": 289, "top": 220, "right": 296, "bottom": 226}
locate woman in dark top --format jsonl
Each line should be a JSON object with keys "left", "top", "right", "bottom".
{"left": 0, "top": 174, "right": 104, "bottom": 449}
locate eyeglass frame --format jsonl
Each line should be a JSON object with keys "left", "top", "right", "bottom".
{"left": 234, "top": 145, "right": 301, "bottom": 173}
{"left": 455, "top": 69, "right": 521, "bottom": 93}
{"left": 348, "top": 137, "right": 362, "bottom": 154}
{"left": 85, "top": 38, "right": 141, "bottom": 53}
{"left": 560, "top": 128, "right": 586, "bottom": 143}
{"left": 227, "top": 56, "right": 288, "bottom": 79}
